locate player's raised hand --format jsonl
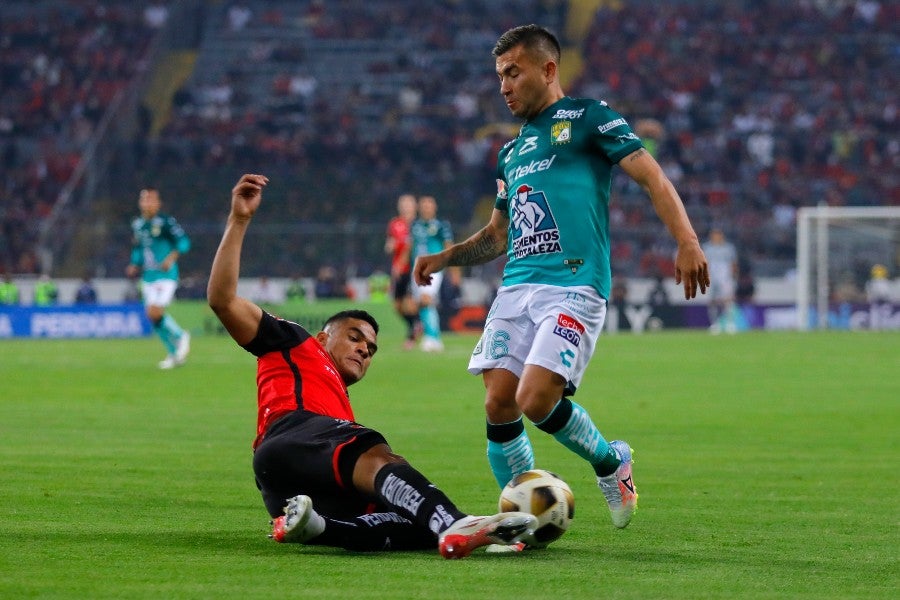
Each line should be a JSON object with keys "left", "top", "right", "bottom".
{"left": 231, "top": 174, "right": 269, "bottom": 220}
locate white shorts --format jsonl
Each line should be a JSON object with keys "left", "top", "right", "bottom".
{"left": 468, "top": 284, "right": 606, "bottom": 393}
{"left": 141, "top": 279, "right": 178, "bottom": 308}
{"left": 709, "top": 276, "right": 735, "bottom": 302}
{"left": 412, "top": 271, "right": 443, "bottom": 304}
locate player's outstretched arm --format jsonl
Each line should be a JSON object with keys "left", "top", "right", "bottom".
{"left": 619, "top": 149, "right": 709, "bottom": 299}
{"left": 208, "top": 174, "right": 269, "bottom": 345}
{"left": 413, "top": 209, "right": 508, "bottom": 286}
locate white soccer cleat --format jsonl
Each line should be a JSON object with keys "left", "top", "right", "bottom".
{"left": 270, "top": 495, "right": 326, "bottom": 543}
{"left": 438, "top": 512, "right": 537, "bottom": 559}
{"left": 175, "top": 332, "right": 191, "bottom": 363}
{"left": 158, "top": 355, "right": 180, "bottom": 370}
{"left": 484, "top": 541, "right": 528, "bottom": 554}
{"left": 420, "top": 336, "right": 444, "bottom": 352}
{"left": 597, "top": 440, "right": 637, "bottom": 529}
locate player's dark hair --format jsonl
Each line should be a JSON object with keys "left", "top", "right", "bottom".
{"left": 324, "top": 309, "right": 379, "bottom": 334}
{"left": 492, "top": 24, "right": 561, "bottom": 63}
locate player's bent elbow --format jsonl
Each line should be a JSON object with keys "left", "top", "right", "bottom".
{"left": 207, "top": 289, "right": 233, "bottom": 314}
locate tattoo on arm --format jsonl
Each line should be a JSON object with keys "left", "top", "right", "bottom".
{"left": 628, "top": 148, "right": 647, "bottom": 161}
{"left": 447, "top": 228, "right": 505, "bottom": 266}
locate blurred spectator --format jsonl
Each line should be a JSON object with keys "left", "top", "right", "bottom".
{"left": 0, "top": 273, "right": 19, "bottom": 305}
{"left": 313, "top": 265, "right": 347, "bottom": 299}
{"left": 646, "top": 275, "right": 670, "bottom": 308}
{"left": 122, "top": 279, "right": 141, "bottom": 303}
{"left": 143, "top": 3, "right": 169, "bottom": 29}
{"left": 227, "top": 3, "right": 253, "bottom": 31}
{"left": 607, "top": 275, "right": 630, "bottom": 333}
{"left": 252, "top": 276, "right": 281, "bottom": 304}
{"left": 74, "top": 275, "right": 99, "bottom": 304}
{"left": 33, "top": 274, "right": 59, "bottom": 306}
{"left": 367, "top": 270, "right": 390, "bottom": 303}
{"left": 865, "top": 263, "right": 893, "bottom": 330}
{"left": 285, "top": 274, "right": 306, "bottom": 302}
{"left": 736, "top": 268, "right": 756, "bottom": 307}
{"left": 865, "top": 264, "right": 892, "bottom": 306}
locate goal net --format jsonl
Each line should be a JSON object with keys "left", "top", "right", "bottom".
{"left": 796, "top": 206, "right": 900, "bottom": 330}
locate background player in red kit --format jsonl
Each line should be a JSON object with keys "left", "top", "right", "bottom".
{"left": 207, "top": 174, "right": 536, "bottom": 558}
{"left": 384, "top": 193, "right": 420, "bottom": 349}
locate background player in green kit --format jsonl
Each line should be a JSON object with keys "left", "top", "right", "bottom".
{"left": 414, "top": 24, "right": 710, "bottom": 534}
{"left": 126, "top": 187, "right": 192, "bottom": 369}
{"left": 409, "top": 195, "right": 455, "bottom": 352}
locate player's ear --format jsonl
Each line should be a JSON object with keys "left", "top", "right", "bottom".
{"left": 543, "top": 59, "right": 557, "bottom": 83}
{"left": 315, "top": 330, "right": 330, "bottom": 346}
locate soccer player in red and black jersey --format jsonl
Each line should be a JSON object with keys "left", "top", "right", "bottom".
{"left": 207, "top": 174, "right": 536, "bottom": 558}
{"left": 384, "top": 193, "right": 420, "bottom": 349}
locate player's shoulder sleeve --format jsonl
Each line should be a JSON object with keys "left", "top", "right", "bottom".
{"left": 242, "top": 310, "right": 312, "bottom": 357}
{"left": 128, "top": 218, "right": 142, "bottom": 263}
{"left": 163, "top": 214, "right": 191, "bottom": 254}
{"left": 440, "top": 219, "right": 453, "bottom": 242}
{"left": 494, "top": 138, "right": 516, "bottom": 211}
{"left": 583, "top": 98, "right": 644, "bottom": 164}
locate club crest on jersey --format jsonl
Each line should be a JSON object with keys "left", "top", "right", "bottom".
{"left": 553, "top": 313, "right": 584, "bottom": 346}
{"left": 509, "top": 184, "right": 562, "bottom": 260}
{"left": 551, "top": 121, "right": 572, "bottom": 145}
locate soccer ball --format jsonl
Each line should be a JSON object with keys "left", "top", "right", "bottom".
{"left": 498, "top": 469, "right": 574, "bottom": 547}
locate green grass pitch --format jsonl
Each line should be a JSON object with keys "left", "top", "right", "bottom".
{"left": 0, "top": 300, "right": 897, "bottom": 599}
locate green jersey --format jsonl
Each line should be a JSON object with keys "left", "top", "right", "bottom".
{"left": 129, "top": 213, "right": 191, "bottom": 283}
{"left": 410, "top": 218, "right": 453, "bottom": 261}
{"left": 494, "top": 96, "right": 643, "bottom": 300}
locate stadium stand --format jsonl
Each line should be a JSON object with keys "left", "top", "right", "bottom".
{"left": 0, "top": 1, "right": 156, "bottom": 274}
{"left": 1, "top": 0, "right": 896, "bottom": 290}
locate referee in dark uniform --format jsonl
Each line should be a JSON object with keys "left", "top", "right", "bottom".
{"left": 207, "top": 174, "right": 536, "bottom": 558}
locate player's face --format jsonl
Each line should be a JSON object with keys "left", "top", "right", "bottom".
{"left": 496, "top": 45, "right": 553, "bottom": 120}
{"left": 139, "top": 190, "right": 161, "bottom": 219}
{"left": 398, "top": 194, "right": 417, "bottom": 221}
{"left": 319, "top": 318, "right": 378, "bottom": 385}
{"left": 418, "top": 196, "right": 437, "bottom": 220}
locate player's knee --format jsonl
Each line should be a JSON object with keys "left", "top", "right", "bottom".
{"left": 485, "top": 394, "right": 520, "bottom": 423}
{"left": 352, "top": 445, "right": 407, "bottom": 492}
{"left": 516, "top": 388, "right": 559, "bottom": 423}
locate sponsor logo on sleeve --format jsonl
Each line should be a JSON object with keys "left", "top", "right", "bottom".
{"left": 615, "top": 132, "right": 640, "bottom": 144}
{"left": 597, "top": 118, "right": 627, "bottom": 134}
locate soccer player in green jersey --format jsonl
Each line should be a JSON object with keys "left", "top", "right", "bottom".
{"left": 126, "top": 187, "right": 192, "bottom": 369}
{"left": 409, "top": 195, "right": 455, "bottom": 352}
{"left": 414, "top": 24, "right": 710, "bottom": 533}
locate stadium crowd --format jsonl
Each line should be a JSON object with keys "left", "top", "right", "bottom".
{"left": 0, "top": 1, "right": 158, "bottom": 275}
{"left": 1, "top": 0, "right": 896, "bottom": 284}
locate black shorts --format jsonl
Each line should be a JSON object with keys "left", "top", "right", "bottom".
{"left": 392, "top": 272, "right": 411, "bottom": 301}
{"left": 252, "top": 410, "right": 387, "bottom": 518}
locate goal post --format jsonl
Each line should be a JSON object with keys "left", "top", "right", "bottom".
{"left": 796, "top": 206, "right": 900, "bottom": 330}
